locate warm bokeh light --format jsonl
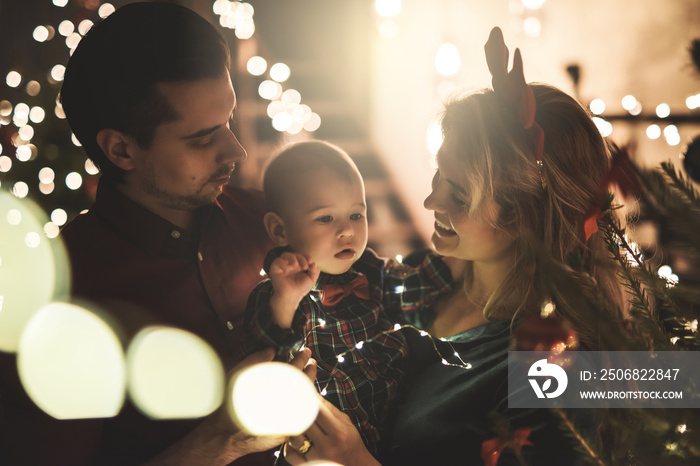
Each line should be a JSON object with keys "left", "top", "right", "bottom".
{"left": 0, "top": 156, "right": 11, "bottom": 173}
{"left": 246, "top": 56, "right": 267, "bottom": 76}
{"left": 589, "top": 98, "right": 606, "bottom": 115}
{"left": 85, "top": 158, "right": 99, "bottom": 175}
{"left": 6, "top": 71, "right": 22, "bottom": 88}
{"left": 33, "top": 26, "right": 50, "bottom": 42}
{"left": 51, "top": 208, "right": 68, "bottom": 226}
{"left": 0, "top": 100, "right": 12, "bottom": 116}
{"left": 522, "top": 0, "right": 546, "bottom": 9}
{"left": 235, "top": 19, "right": 255, "bottom": 40}
{"left": 375, "top": 0, "right": 402, "bottom": 18}
{"left": 39, "top": 182, "right": 55, "bottom": 195}
{"left": 71, "top": 133, "right": 82, "bottom": 147}
{"left": 78, "top": 19, "right": 94, "bottom": 35}
{"left": 663, "top": 125, "right": 680, "bottom": 146}
{"left": 127, "top": 327, "right": 225, "bottom": 419}
{"left": 621, "top": 95, "right": 637, "bottom": 111}
{"left": 29, "top": 106, "right": 45, "bottom": 123}
{"left": 686, "top": 94, "right": 700, "bottom": 110}
{"left": 50, "top": 64, "right": 66, "bottom": 82}
{"left": 434, "top": 42, "right": 460, "bottom": 76}
{"left": 230, "top": 362, "right": 319, "bottom": 435}
{"left": 656, "top": 103, "right": 671, "bottom": 118}
{"left": 44, "top": 222, "right": 60, "bottom": 239}
{"left": 522, "top": 16, "right": 542, "bottom": 37}
{"left": 272, "top": 112, "right": 293, "bottom": 132}
{"left": 65, "top": 172, "right": 83, "bottom": 190}
{"left": 58, "top": 20, "right": 74, "bottom": 37}
{"left": 18, "top": 125, "right": 34, "bottom": 141}
{"left": 13, "top": 182, "right": 29, "bottom": 198}
{"left": 25, "top": 81, "right": 41, "bottom": 97}
{"left": 99, "top": 3, "right": 116, "bottom": 18}
{"left": 303, "top": 113, "right": 321, "bottom": 132}
{"left": 17, "top": 302, "right": 126, "bottom": 419}
{"left": 646, "top": 124, "right": 661, "bottom": 140}
{"left": 66, "top": 32, "right": 82, "bottom": 50}
{"left": 52, "top": 0, "right": 68, "bottom": 6}
{"left": 0, "top": 192, "right": 71, "bottom": 352}
{"left": 270, "top": 63, "right": 291, "bottom": 82}
{"left": 592, "top": 117, "right": 612, "bottom": 137}
{"left": 258, "top": 80, "right": 283, "bottom": 100}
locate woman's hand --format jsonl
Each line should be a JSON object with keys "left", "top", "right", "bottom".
{"left": 283, "top": 398, "right": 381, "bottom": 466}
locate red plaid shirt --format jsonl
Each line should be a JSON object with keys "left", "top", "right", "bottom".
{"left": 243, "top": 248, "right": 452, "bottom": 454}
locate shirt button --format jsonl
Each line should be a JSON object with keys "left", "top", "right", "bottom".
{"left": 197, "top": 252, "right": 204, "bottom": 261}
{"left": 170, "top": 230, "right": 181, "bottom": 239}
{"left": 226, "top": 321, "right": 234, "bottom": 330}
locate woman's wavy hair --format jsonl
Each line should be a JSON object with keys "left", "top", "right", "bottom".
{"left": 440, "top": 83, "right": 626, "bottom": 349}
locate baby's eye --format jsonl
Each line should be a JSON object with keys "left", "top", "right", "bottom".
{"left": 350, "top": 213, "right": 364, "bottom": 221}
{"left": 316, "top": 215, "right": 333, "bottom": 223}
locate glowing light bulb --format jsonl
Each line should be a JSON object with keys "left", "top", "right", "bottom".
{"left": 420, "top": 331, "right": 428, "bottom": 337}
{"left": 337, "top": 355, "right": 345, "bottom": 363}
{"left": 355, "top": 341, "right": 364, "bottom": 349}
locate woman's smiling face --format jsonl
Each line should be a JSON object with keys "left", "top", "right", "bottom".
{"left": 423, "top": 134, "right": 515, "bottom": 264}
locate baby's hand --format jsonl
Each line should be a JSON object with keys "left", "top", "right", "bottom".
{"left": 268, "top": 252, "right": 320, "bottom": 328}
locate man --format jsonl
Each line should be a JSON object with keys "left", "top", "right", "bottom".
{"left": 0, "top": 3, "right": 308, "bottom": 464}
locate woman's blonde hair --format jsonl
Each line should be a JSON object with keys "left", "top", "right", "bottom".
{"left": 441, "top": 84, "right": 625, "bottom": 349}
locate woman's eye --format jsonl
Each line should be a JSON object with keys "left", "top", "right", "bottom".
{"left": 451, "top": 194, "right": 468, "bottom": 207}
{"left": 350, "top": 213, "right": 364, "bottom": 221}
{"left": 316, "top": 215, "right": 333, "bottom": 223}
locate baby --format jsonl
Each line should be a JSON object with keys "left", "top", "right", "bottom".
{"left": 243, "top": 140, "right": 452, "bottom": 455}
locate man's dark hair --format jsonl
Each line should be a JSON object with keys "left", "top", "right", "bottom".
{"left": 60, "top": 2, "right": 231, "bottom": 181}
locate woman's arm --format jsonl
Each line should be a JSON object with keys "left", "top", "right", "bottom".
{"left": 284, "top": 398, "right": 381, "bottom": 466}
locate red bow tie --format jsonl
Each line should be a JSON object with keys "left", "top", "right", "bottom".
{"left": 320, "top": 275, "right": 370, "bottom": 307}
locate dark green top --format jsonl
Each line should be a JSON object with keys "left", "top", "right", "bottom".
{"left": 380, "top": 318, "right": 585, "bottom": 465}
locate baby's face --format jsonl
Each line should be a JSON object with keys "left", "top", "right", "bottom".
{"left": 281, "top": 167, "right": 368, "bottom": 275}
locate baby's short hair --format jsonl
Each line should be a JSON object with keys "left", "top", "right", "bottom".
{"left": 263, "top": 140, "right": 359, "bottom": 214}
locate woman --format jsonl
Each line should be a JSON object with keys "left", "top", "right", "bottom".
{"left": 284, "top": 28, "right": 626, "bottom": 465}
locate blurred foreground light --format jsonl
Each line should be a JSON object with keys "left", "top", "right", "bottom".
{"left": 0, "top": 192, "right": 71, "bottom": 352}
{"left": 235, "top": 19, "right": 255, "bottom": 40}
{"left": 230, "top": 362, "right": 319, "bottom": 435}
{"left": 0, "top": 100, "right": 12, "bottom": 116}
{"left": 99, "top": 3, "right": 116, "bottom": 18}
{"left": 13, "top": 182, "right": 29, "bottom": 198}
{"left": 281, "top": 89, "right": 302, "bottom": 107}
{"left": 375, "top": 0, "right": 401, "bottom": 17}
{"left": 53, "top": 0, "right": 68, "bottom": 6}
{"left": 66, "top": 33, "right": 82, "bottom": 50}
{"left": 0, "top": 156, "right": 11, "bottom": 172}
{"left": 127, "top": 327, "right": 224, "bottom": 419}
{"left": 664, "top": 125, "right": 680, "bottom": 146}
{"left": 272, "top": 112, "right": 293, "bottom": 132}
{"left": 270, "top": 63, "right": 290, "bottom": 83}
{"left": 646, "top": 124, "right": 661, "bottom": 140}
{"left": 434, "top": 43, "right": 461, "bottom": 76}
{"left": 6, "top": 71, "right": 22, "bottom": 88}
{"left": 656, "top": 103, "right": 671, "bottom": 118}
{"left": 16, "top": 145, "right": 32, "bottom": 161}
{"left": 51, "top": 208, "right": 67, "bottom": 226}
{"left": 686, "top": 94, "right": 700, "bottom": 110}
{"left": 18, "top": 302, "right": 126, "bottom": 419}
{"left": 246, "top": 56, "right": 267, "bottom": 76}
{"left": 589, "top": 98, "right": 605, "bottom": 115}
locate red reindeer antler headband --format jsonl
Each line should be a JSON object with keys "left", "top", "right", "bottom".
{"left": 484, "top": 27, "right": 546, "bottom": 188}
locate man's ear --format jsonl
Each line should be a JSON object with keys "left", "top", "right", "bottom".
{"left": 263, "top": 212, "right": 289, "bottom": 247}
{"left": 95, "top": 128, "right": 135, "bottom": 171}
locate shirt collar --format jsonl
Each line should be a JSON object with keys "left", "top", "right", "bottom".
{"left": 91, "top": 179, "right": 220, "bottom": 255}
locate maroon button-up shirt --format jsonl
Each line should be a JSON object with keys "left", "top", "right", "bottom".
{"left": 0, "top": 180, "right": 274, "bottom": 465}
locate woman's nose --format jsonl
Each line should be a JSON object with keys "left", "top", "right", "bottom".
{"left": 424, "top": 189, "right": 442, "bottom": 212}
